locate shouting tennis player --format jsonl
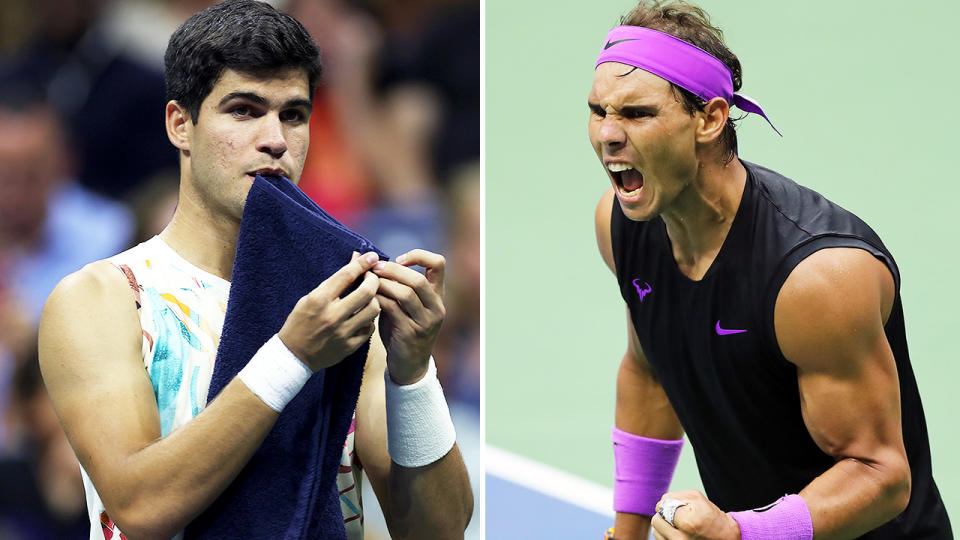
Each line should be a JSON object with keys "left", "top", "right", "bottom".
{"left": 38, "top": 1, "right": 471, "bottom": 539}
{"left": 591, "top": 2, "right": 951, "bottom": 539}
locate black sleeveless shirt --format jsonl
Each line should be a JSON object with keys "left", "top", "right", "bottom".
{"left": 610, "top": 161, "right": 951, "bottom": 538}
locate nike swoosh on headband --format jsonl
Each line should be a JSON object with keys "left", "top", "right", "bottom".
{"left": 604, "top": 38, "right": 639, "bottom": 50}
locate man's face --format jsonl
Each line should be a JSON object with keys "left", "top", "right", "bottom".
{"left": 0, "top": 109, "right": 66, "bottom": 239}
{"left": 184, "top": 68, "right": 313, "bottom": 220}
{"left": 587, "top": 62, "right": 700, "bottom": 222}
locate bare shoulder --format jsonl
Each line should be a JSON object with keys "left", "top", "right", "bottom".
{"left": 41, "top": 259, "right": 139, "bottom": 342}
{"left": 39, "top": 259, "right": 142, "bottom": 389}
{"left": 774, "top": 247, "right": 895, "bottom": 371}
{"left": 45, "top": 259, "right": 131, "bottom": 304}
{"left": 595, "top": 187, "right": 617, "bottom": 273}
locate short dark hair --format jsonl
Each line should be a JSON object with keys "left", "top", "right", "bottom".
{"left": 621, "top": 0, "right": 741, "bottom": 161}
{"left": 164, "top": 0, "right": 322, "bottom": 123}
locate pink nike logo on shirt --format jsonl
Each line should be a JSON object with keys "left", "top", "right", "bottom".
{"left": 715, "top": 321, "right": 747, "bottom": 335}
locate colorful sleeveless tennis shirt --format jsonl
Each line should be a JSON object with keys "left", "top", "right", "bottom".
{"left": 79, "top": 236, "right": 363, "bottom": 540}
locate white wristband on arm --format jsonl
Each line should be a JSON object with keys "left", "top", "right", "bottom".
{"left": 384, "top": 357, "right": 456, "bottom": 468}
{"left": 237, "top": 334, "right": 313, "bottom": 413}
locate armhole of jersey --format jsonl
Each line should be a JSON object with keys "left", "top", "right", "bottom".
{"left": 762, "top": 234, "right": 900, "bottom": 364}
{"left": 609, "top": 197, "right": 624, "bottom": 280}
{"left": 105, "top": 260, "right": 152, "bottom": 361}
{"left": 108, "top": 262, "right": 143, "bottom": 309}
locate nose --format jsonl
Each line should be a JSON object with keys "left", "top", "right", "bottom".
{"left": 597, "top": 115, "right": 626, "bottom": 152}
{"left": 256, "top": 114, "right": 287, "bottom": 159}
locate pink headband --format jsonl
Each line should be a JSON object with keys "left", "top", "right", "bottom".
{"left": 596, "top": 26, "right": 780, "bottom": 136}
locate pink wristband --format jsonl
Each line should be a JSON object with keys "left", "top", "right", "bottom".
{"left": 729, "top": 494, "right": 814, "bottom": 540}
{"left": 612, "top": 426, "right": 684, "bottom": 515}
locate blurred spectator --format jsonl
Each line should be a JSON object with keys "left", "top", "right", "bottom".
{"left": 0, "top": 0, "right": 36, "bottom": 54}
{"left": 0, "top": 95, "right": 133, "bottom": 449}
{"left": 0, "top": 96, "right": 133, "bottom": 324}
{"left": 434, "top": 162, "right": 480, "bottom": 407}
{"left": 0, "top": 0, "right": 177, "bottom": 199}
{"left": 127, "top": 170, "right": 180, "bottom": 244}
{"left": 0, "top": 346, "right": 87, "bottom": 540}
{"left": 375, "top": 0, "right": 480, "bottom": 181}
{"left": 0, "top": 291, "right": 33, "bottom": 452}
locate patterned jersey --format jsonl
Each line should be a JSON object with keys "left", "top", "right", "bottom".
{"left": 80, "top": 236, "right": 363, "bottom": 540}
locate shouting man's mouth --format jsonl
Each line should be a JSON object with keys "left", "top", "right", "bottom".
{"left": 607, "top": 162, "right": 643, "bottom": 198}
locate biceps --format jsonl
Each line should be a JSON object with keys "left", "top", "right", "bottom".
{"left": 775, "top": 248, "right": 904, "bottom": 462}
{"left": 39, "top": 283, "right": 160, "bottom": 482}
{"left": 797, "top": 335, "right": 904, "bottom": 462}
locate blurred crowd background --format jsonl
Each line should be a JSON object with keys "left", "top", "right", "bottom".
{"left": 0, "top": 0, "right": 479, "bottom": 537}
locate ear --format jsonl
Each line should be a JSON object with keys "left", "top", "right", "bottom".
{"left": 696, "top": 97, "right": 729, "bottom": 144}
{"left": 165, "top": 100, "right": 192, "bottom": 153}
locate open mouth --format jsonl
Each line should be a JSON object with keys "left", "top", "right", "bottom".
{"left": 607, "top": 162, "right": 643, "bottom": 197}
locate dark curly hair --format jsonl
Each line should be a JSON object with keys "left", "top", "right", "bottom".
{"left": 164, "top": 0, "right": 322, "bottom": 123}
{"left": 621, "top": 1, "right": 741, "bottom": 161}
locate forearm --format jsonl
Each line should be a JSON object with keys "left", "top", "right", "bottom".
{"left": 799, "top": 453, "right": 911, "bottom": 540}
{"left": 615, "top": 355, "right": 682, "bottom": 438}
{"left": 100, "top": 380, "right": 277, "bottom": 539}
{"left": 613, "top": 355, "right": 683, "bottom": 540}
{"left": 614, "top": 512, "right": 652, "bottom": 540}
{"left": 383, "top": 444, "right": 473, "bottom": 539}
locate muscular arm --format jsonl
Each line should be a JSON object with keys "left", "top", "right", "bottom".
{"left": 355, "top": 326, "right": 473, "bottom": 539}
{"left": 39, "top": 261, "right": 279, "bottom": 540}
{"left": 597, "top": 188, "right": 684, "bottom": 539}
{"left": 776, "top": 248, "right": 911, "bottom": 539}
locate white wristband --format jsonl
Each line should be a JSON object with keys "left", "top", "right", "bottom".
{"left": 384, "top": 357, "right": 456, "bottom": 467}
{"left": 237, "top": 334, "right": 313, "bottom": 412}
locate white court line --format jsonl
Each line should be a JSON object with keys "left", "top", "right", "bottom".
{"left": 486, "top": 445, "right": 614, "bottom": 518}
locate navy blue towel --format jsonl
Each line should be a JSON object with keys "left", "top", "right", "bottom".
{"left": 184, "top": 175, "right": 386, "bottom": 539}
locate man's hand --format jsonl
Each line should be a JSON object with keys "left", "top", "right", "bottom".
{"left": 278, "top": 251, "right": 381, "bottom": 371}
{"left": 650, "top": 491, "right": 740, "bottom": 540}
{"left": 371, "top": 249, "right": 446, "bottom": 384}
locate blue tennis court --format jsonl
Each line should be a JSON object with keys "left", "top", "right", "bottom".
{"left": 486, "top": 445, "right": 620, "bottom": 539}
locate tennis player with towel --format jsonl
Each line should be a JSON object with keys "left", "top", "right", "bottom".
{"left": 38, "top": 1, "right": 471, "bottom": 538}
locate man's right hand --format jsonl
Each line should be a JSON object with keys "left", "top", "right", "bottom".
{"left": 278, "top": 251, "right": 381, "bottom": 371}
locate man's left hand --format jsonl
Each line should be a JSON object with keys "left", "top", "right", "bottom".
{"left": 651, "top": 491, "right": 741, "bottom": 540}
{"left": 372, "top": 249, "right": 446, "bottom": 384}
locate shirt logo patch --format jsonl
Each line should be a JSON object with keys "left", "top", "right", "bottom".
{"left": 632, "top": 279, "right": 653, "bottom": 302}
{"left": 715, "top": 321, "right": 748, "bottom": 335}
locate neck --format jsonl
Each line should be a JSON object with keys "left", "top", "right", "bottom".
{"left": 660, "top": 157, "right": 747, "bottom": 280}
{"left": 159, "top": 180, "right": 239, "bottom": 281}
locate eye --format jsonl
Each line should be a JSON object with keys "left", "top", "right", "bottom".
{"left": 280, "top": 109, "right": 306, "bottom": 123}
{"left": 230, "top": 105, "right": 252, "bottom": 118}
{"left": 589, "top": 105, "right": 606, "bottom": 118}
{"left": 622, "top": 108, "right": 652, "bottom": 119}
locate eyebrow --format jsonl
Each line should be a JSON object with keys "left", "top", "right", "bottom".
{"left": 218, "top": 92, "right": 313, "bottom": 111}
